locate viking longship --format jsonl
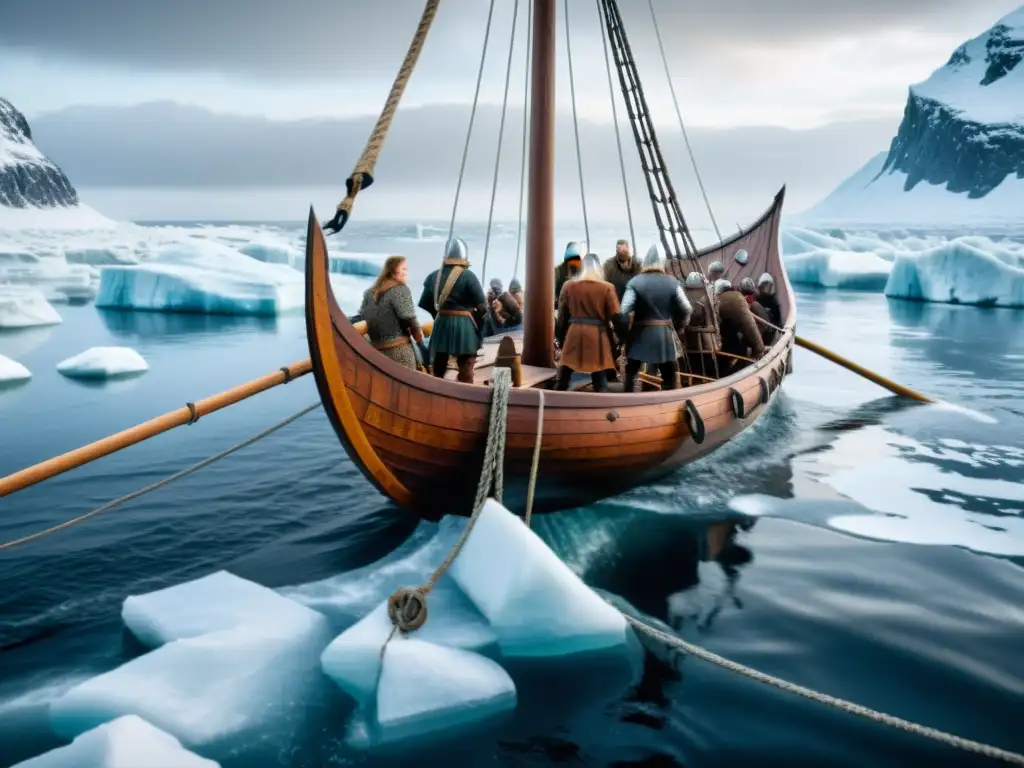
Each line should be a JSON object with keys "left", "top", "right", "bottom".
{"left": 305, "top": 0, "right": 796, "bottom": 520}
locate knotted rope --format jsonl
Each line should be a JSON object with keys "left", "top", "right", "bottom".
{"left": 323, "top": 0, "right": 441, "bottom": 234}
{"left": 380, "top": 368, "right": 512, "bottom": 652}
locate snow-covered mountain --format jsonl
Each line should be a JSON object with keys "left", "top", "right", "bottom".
{"left": 0, "top": 97, "right": 112, "bottom": 230}
{"left": 798, "top": 7, "right": 1024, "bottom": 226}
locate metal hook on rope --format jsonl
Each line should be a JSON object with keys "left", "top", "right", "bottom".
{"left": 323, "top": 0, "right": 440, "bottom": 235}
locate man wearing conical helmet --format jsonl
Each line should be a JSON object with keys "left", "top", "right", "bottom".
{"left": 418, "top": 236, "right": 488, "bottom": 384}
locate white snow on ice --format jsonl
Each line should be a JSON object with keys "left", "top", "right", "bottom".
{"left": 781, "top": 223, "right": 1024, "bottom": 306}
{"left": 0, "top": 353, "right": 32, "bottom": 383}
{"left": 0, "top": 204, "right": 117, "bottom": 232}
{"left": 11, "top": 715, "right": 219, "bottom": 768}
{"left": 913, "top": 7, "right": 1024, "bottom": 126}
{"left": 0, "top": 221, "right": 382, "bottom": 316}
{"left": 795, "top": 152, "right": 1024, "bottom": 228}
{"left": 56, "top": 347, "right": 149, "bottom": 380}
{"left": 0, "top": 287, "right": 62, "bottom": 328}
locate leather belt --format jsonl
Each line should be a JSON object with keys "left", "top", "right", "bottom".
{"left": 439, "top": 308, "right": 478, "bottom": 328}
{"left": 372, "top": 336, "right": 411, "bottom": 351}
{"left": 638, "top": 319, "right": 673, "bottom": 326}
{"left": 570, "top": 317, "right": 604, "bottom": 326}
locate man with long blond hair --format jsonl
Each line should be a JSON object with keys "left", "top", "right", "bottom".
{"left": 359, "top": 255, "right": 424, "bottom": 370}
{"left": 554, "top": 253, "right": 620, "bottom": 392}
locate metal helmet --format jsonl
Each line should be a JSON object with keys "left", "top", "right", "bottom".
{"left": 564, "top": 241, "right": 582, "bottom": 261}
{"left": 713, "top": 278, "right": 733, "bottom": 294}
{"left": 583, "top": 253, "right": 602, "bottom": 272}
{"left": 739, "top": 277, "right": 756, "bottom": 295}
{"left": 489, "top": 277, "right": 503, "bottom": 292}
{"left": 684, "top": 271, "right": 705, "bottom": 288}
{"left": 708, "top": 260, "right": 726, "bottom": 278}
{"left": 734, "top": 248, "right": 749, "bottom": 266}
{"left": 509, "top": 278, "right": 522, "bottom": 292}
{"left": 643, "top": 243, "right": 665, "bottom": 268}
{"left": 445, "top": 236, "right": 468, "bottom": 262}
{"left": 758, "top": 272, "right": 775, "bottom": 287}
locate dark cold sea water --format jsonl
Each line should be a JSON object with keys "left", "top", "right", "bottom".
{"left": 0, "top": 220, "right": 1023, "bottom": 767}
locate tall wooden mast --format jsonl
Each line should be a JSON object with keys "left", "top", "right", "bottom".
{"left": 521, "top": 0, "right": 556, "bottom": 368}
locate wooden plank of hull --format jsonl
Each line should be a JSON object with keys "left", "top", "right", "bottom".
{"left": 304, "top": 188, "right": 794, "bottom": 519}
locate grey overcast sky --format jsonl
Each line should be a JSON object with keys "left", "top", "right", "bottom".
{"left": 2, "top": 0, "right": 1021, "bottom": 127}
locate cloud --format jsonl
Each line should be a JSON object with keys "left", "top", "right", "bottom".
{"left": 27, "top": 100, "right": 899, "bottom": 223}
{"left": 1, "top": 0, "right": 1018, "bottom": 81}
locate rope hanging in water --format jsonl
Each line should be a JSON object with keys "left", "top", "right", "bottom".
{"left": 564, "top": 0, "right": 591, "bottom": 250}
{"left": 511, "top": 0, "right": 533, "bottom": 283}
{"left": 323, "top": 0, "right": 441, "bottom": 235}
{"left": 481, "top": 0, "right": 521, "bottom": 283}
{"left": 597, "top": 0, "right": 636, "bottom": 253}
{"left": 0, "top": 403, "right": 323, "bottom": 551}
{"left": 645, "top": 0, "right": 723, "bottom": 243}
{"left": 380, "top": 368, "right": 512, "bottom": 652}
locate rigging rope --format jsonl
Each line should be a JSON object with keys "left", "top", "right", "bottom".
{"left": 480, "top": 0, "right": 521, "bottom": 283}
{"left": 597, "top": 0, "right": 636, "bottom": 253}
{"left": 444, "top": 0, "right": 499, "bottom": 256}
{"left": 511, "top": 0, "right": 533, "bottom": 283}
{"left": 523, "top": 389, "right": 545, "bottom": 527}
{"left": 564, "top": 0, "right": 591, "bottom": 251}
{"left": 323, "top": 0, "right": 441, "bottom": 235}
{"left": 435, "top": 0, "right": 499, "bottom": 312}
{"left": 646, "top": 0, "right": 722, "bottom": 243}
{"left": 0, "top": 403, "right": 322, "bottom": 552}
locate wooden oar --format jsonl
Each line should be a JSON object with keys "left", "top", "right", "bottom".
{"left": 752, "top": 315, "right": 934, "bottom": 403}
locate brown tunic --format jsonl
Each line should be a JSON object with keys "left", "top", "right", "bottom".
{"left": 556, "top": 279, "right": 620, "bottom": 373}
{"left": 717, "top": 289, "right": 764, "bottom": 358}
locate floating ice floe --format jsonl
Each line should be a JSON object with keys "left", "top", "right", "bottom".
{"left": 41, "top": 502, "right": 637, "bottom": 759}
{"left": 781, "top": 225, "right": 1024, "bottom": 305}
{"left": 0, "top": 353, "right": 32, "bottom": 382}
{"left": 56, "top": 347, "right": 149, "bottom": 380}
{"left": 885, "top": 239, "right": 1024, "bottom": 307}
{"left": 12, "top": 715, "right": 219, "bottom": 768}
{"left": 0, "top": 287, "right": 62, "bottom": 328}
{"left": 50, "top": 571, "right": 331, "bottom": 748}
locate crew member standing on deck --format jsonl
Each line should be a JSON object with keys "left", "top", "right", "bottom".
{"left": 554, "top": 241, "right": 583, "bottom": 307}
{"left": 359, "top": 255, "right": 424, "bottom": 371}
{"left": 555, "top": 254, "right": 620, "bottom": 392}
{"left": 620, "top": 246, "right": 692, "bottom": 392}
{"left": 418, "top": 237, "right": 487, "bottom": 384}
{"left": 601, "top": 239, "right": 642, "bottom": 301}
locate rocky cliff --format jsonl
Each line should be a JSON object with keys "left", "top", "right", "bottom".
{"left": 0, "top": 97, "right": 80, "bottom": 209}
{"left": 879, "top": 10, "right": 1024, "bottom": 198}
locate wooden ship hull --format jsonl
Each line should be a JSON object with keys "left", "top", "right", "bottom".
{"left": 304, "top": 188, "right": 795, "bottom": 520}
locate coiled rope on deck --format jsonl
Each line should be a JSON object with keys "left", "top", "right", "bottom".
{"left": 0, "top": 403, "right": 322, "bottom": 552}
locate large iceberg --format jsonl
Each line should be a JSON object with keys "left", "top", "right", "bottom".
{"left": 781, "top": 225, "right": 1024, "bottom": 305}
{"left": 12, "top": 716, "right": 219, "bottom": 768}
{"left": 0, "top": 287, "right": 62, "bottom": 328}
{"left": 0, "top": 353, "right": 32, "bottom": 383}
{"left": 56, "top": 347, "right": 149, "bottom": 380}
{"left": 50, "top": 571, "right": 331, "bottom": 749}
{"left": 95, "top": 241, "right": 306, "bottom": 316}
{"left": 885, "top": 240, "right": 1024, "bottom": 307}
